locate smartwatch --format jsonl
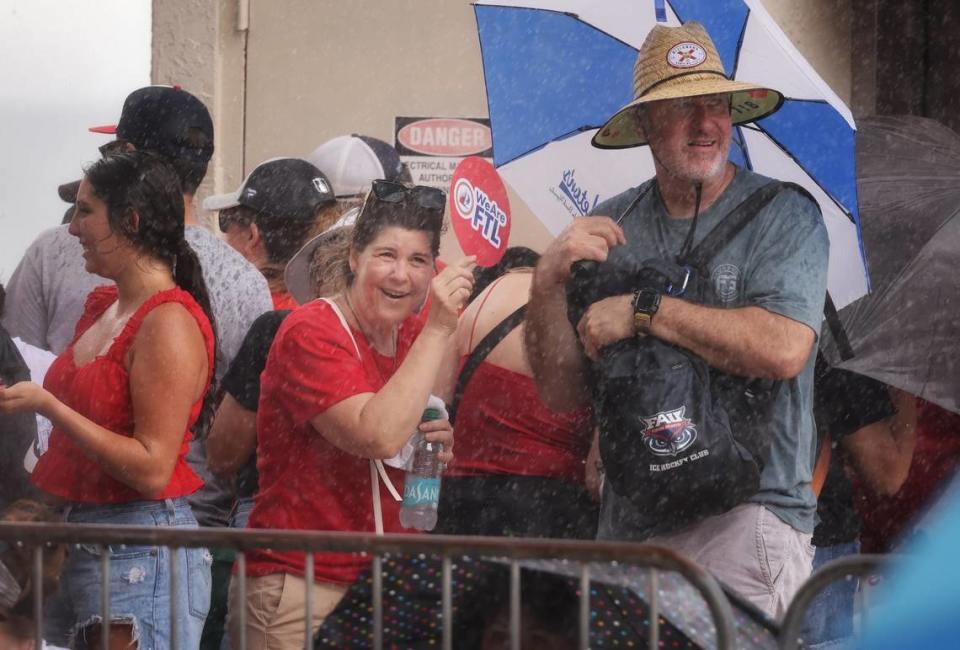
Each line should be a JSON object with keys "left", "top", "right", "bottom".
{"left": 632, "top": 288, "right": 661, "bottom": 334}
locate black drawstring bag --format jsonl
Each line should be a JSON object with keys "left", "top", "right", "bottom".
{"left": 568, "top": 180, "right": 803, "bottom": 535}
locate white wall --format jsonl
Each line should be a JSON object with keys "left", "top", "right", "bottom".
{"left": 0, "top": 0, "right": 151, "bottom": 280}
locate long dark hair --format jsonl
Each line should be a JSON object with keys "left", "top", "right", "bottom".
{"left": 83, "top": 152, "right": 217, "bottom": 344}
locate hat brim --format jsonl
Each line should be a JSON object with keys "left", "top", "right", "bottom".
{"left": 202, "top": 191, "right": 242, "bottom": 212}
{"left": 88, "top": 124, "right": 118, "bottom": 134}
{"left": 284, "top": 208, "right": 358, "bottom": 304}
{"left": 58, "top": 179, "right": 81, "bottom": 203}
{"left": 592, "top": 79, "right": 784, "bottom": 149}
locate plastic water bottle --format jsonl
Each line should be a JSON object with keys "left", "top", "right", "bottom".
{"left": 399, "top": 407, "right": 444, "bottom": 531}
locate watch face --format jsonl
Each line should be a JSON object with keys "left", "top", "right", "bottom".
{"left": 634, "top": 290, "right": 660, "bottom": 314}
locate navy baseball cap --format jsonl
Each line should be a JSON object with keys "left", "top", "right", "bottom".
{"left": 203, "top": 158, "right": 336, "bottom": 221}
{"left": 89, "top": 85, "right": 214, "bottom": 163}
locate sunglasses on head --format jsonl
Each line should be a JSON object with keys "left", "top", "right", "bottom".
{"left": 370, "top": 180, "right": 446, "bottom": 212}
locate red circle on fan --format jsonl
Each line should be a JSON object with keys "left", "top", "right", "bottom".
{"left": 448, "top": 156, "right": 511, "bottom": 266}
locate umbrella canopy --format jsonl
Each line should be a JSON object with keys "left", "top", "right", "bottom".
{"left": 474, "top": 0, "right": 868, "bottom": 309}
{"left": 314, "top": 554, "right": 777, "bottom": 649}
{"left": 819, "top": 115, "right": 960, "bottom": 414}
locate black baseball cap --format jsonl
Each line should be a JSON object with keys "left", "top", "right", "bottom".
{"left": 203, "top": 158, "right": 336, "bottom": 221}
{"left": 89, "top": 85, "right": 214, "bottom": 163}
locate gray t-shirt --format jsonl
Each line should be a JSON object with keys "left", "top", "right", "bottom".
{"left": 591, "top": 167, "right": 829, "bottom": 539}
{"left": 2, "top": 223, "right": 272, "bottom": 527}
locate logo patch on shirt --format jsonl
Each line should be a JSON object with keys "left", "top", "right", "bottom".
{"left": 711, "top": 263, "right": 740, "bottom": 303}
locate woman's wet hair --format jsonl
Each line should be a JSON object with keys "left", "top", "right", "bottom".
{"left": 470, "top": 246, "right": 540, "bottom": 302}
{"left": 309, "top": 226, "right": 354, "bottom": 298}
{"left": 83, "top": 152, "right": 217, "bottom": 348}
{"left": 350, "top": 185, "right": 445, "bottom": 259}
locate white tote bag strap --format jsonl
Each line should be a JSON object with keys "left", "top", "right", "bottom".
{"left": 320, "top": 298, "right": 402, "bottom": 537}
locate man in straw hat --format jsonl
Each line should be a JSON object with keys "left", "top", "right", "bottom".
{"left": 526, "top": 22, "right": 829, "bottom": 618}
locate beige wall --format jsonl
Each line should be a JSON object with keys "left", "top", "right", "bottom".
{"left": 153, "top": 0, "right": 854, "bottom": 253}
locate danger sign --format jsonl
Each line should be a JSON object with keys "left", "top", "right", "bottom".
{"left": 396, "top": 118, "right": 492, "bottom": 157}
{"left": 449, "top": 157, "right": 510, "bottom": 266}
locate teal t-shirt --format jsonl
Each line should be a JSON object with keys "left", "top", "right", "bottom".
{"left": 593, "top": 167, "right": 830, "bottom": 538}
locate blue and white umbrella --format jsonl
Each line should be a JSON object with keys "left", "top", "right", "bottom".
{"left": 475, "top": 0, "right": 868, "bottom": 308}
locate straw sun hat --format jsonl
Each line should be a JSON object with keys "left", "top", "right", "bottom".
{"left": 592, "top": 21, "right": 784, "bottom": 149}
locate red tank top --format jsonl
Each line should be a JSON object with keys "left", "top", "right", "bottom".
{"left": 33, "top": 286, "right": 213, "bottom": 503}
{"left": 448, "top": 359, "right": 593, "bottom": 483}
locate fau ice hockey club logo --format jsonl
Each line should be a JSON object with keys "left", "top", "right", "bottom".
{"left": 639, "top": 406, "right": 698, "bottom": 456}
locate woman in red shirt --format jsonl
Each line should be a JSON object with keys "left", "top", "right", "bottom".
{"left": 0, "top": 152, "right": 215, "bottom": 649}
{"left": 229, "top": 181, "right": 472, "bottom": 650}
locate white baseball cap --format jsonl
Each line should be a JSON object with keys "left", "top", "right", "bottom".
{"left": 305, "top": 134, "right": 409, "bottom": 198}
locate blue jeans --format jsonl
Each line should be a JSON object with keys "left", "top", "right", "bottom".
{"left": 45, "top": 498, "right": 212, "bottom": 650}
{"left": 801, "top": 540, "right": 860, "bottom": 649}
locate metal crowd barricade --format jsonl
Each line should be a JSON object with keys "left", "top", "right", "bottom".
{"left": 0, "top": 522, "right": 738, "bottom": 650}
{"left": 778, "top": 554, "right": 888, "bottom": 650}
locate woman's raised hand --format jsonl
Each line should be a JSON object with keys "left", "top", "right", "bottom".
{"left": 426, "top": 256, "right": 476, "bottom": 334}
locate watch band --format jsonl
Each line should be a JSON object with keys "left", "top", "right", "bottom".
{"left": 632, "top": 288, "right": 661, "bottom": 334}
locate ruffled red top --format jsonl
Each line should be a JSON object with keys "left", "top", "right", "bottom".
{"left": 33, "top": 286, "right": 214, "bottom": 503}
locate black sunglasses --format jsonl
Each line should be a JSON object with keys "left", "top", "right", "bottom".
{"left": 218, "top": 209, "right": 253, "bottom": 233}
{"left": 371, "top": 180, "right": 446, "bottom": 212}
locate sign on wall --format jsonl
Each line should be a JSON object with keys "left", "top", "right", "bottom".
{"left": 394, "top": 116, "right": 493, "bottom": 192}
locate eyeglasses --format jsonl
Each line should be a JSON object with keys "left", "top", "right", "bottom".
{"left": 370, "top": 180, "right": 446, "bottom": 212}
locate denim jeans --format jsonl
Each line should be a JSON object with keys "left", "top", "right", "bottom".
{"left": 45, "top": 498, "right": 212, "bottom": 650}
{"left": 800, "top": 540, "right": 860, "bottom": 649}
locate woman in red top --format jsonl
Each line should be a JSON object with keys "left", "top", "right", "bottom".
{"left": 229, "top": 181, "right": 472, "bottom": 650}
{"left": 436, "top": 256, "right": 597, "bottom": 539}
{"left": 0, "top": 152, "right": 215, "bottom": 649}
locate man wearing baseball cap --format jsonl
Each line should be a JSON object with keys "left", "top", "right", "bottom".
{"left": 3, "top": 85, "right": 272, "bottom": 369}
{"left": 205, "top": 158, "right": 337, "bottom": 309}
{"left": 525, "top": 22, "right": 829, "bottom": 618}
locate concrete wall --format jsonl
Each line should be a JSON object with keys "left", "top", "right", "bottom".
{"left": 152, "top": 0, "right": 855, "bottom": 252}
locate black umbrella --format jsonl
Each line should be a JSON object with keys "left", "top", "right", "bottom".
{"left": 314, "top": 554, "right": 776, "bottom": 649}
{"left": 820, "top": 115, "right": 960, "bottom": 414}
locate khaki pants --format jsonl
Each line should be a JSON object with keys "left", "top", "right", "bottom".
{"left": 646, "top": 503, "right": 815, "bottom": 620}
{"left": 226, "top": 572, "right": 347, "bottom": 650}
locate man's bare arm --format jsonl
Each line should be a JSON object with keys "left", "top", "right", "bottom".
{"left": 842, "top": 388, "right": 917, "bottom": 496}
{"left": 578, "top": 294, "right": 816, "bottom": 379}
{"left": 525, "top": 274, "right": 592, "bottom": 411}
{"left": 653, "top": 298, "right": 816, "bottom": 379}
{"left": 525, "top": 217, "right": 626, "bottom": 411}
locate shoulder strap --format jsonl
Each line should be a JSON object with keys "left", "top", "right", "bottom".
{"left": 318, "top": 297, "right": 362, "bottom": 361}
{"left": 682, "top": 180, "right": 791, "bottom": 269}
{"left": 448, "top": 304, "right": 527, "bottom": 426}
{"left": 319, "top": 298, "right": 401, "bottom": 530}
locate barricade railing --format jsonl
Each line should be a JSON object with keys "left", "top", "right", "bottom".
{"left": 0, "top": 522, "right": 738, "bottom": 650}
{"left": 778, "top": 554, "right": 888, "bottom": 650}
